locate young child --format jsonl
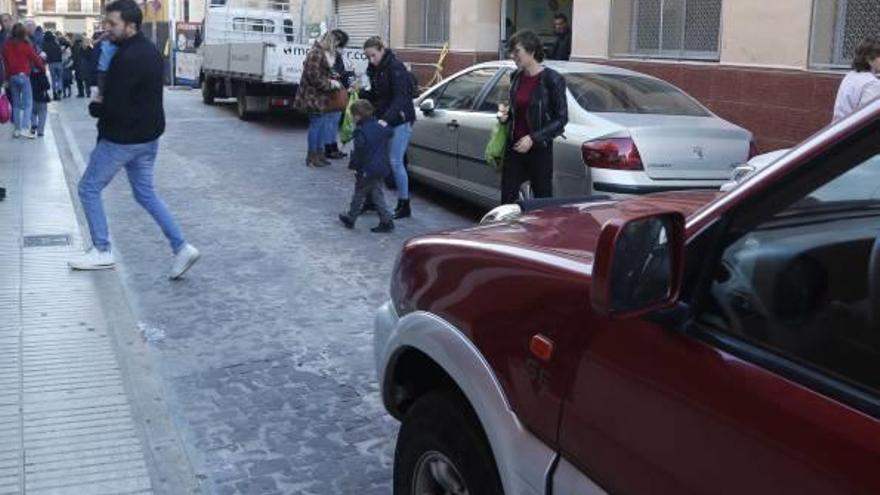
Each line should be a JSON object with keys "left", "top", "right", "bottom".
{"left": 30, "top": 65, "right": 51, "bottom": 137}
{"left": 338, "top": 99, "right": 395, "bottom": 233}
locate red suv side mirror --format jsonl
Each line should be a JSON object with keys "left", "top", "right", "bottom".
{"left": 591, "top": 212, "right": 686, "bottom": 318}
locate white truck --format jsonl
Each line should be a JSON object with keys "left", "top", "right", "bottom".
{"left": 198, "top": 0, "right": 369, "bottom": 120}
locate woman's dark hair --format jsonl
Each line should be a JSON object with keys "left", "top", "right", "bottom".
{"left": 11, "top": 22, "right": 25, "bottom": 40}
{"left": 363, "top": 36, "right": 385, "bottom": 51}
{"left": 507, "top": 29, "right": 544, "bottom": 63}
{"left": 332, "top": 29, "right": 349, "bottom": 49}
{"left": 105, "top": 0, "right": 143, "bottom": 30}
{"left": 852, "top": 36, "right": 880, "bottom": 72}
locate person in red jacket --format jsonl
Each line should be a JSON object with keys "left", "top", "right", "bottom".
{"left": 2, "top": 22, "right": 45, "bottom": 139}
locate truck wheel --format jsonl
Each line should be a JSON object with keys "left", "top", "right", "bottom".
{"left": 394, "top": 389, "right": 503, "bottom": 495}
{"left": 201, "top": 77, "right": 215, "bottom": 105}
{"left": 236, "top": 85, "right": 253, "bottom": 121}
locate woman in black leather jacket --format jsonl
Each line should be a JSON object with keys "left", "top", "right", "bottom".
{"left": 498, "top": 30, "right": 568, "bottom": 204}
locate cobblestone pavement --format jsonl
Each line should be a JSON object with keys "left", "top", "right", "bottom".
{"left": 53, "top": 90, "right": 481, "bottom": 494}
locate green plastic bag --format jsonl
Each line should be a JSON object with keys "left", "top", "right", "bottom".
{"left": 340, "top": 91, "right": 359, "bottom": 144}
{"left": 485, "top": 122, "right": 508, "bottom": 173}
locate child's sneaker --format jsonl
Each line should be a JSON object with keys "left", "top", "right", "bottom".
{"left": 338, "top": 213, "right": 356, "bottom": 229}
{"left": 371, "top": 221, "right": 394, "bottom": 233}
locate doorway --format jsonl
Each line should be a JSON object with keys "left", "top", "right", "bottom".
{"left": 502, "top": 0, "right": 573, "bottom": 55}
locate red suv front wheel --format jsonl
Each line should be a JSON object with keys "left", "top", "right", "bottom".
{"left": 394, "top": 389, "right": 504, "bottom": 495}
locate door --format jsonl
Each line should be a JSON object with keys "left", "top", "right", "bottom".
{"left": 557, "top": 144, "right": 880, "bottom": 493}
{"left": 457, "top": 69, "right": 511, "bottom": 202}
{"left": 336, "top": 0, "right": 378, "bottom": 48}
{"left": 409, "top": 68, "right": 498, "bottom": 188}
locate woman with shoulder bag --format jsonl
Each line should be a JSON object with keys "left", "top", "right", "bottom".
{"left": 360, "top": 36, "right": 416, "bottom": 219}
{"left": 294, "top": 32, "right": 345, "bottom": 168}
{"left": 497, "top": 30, "right": 568, "bottom": 205}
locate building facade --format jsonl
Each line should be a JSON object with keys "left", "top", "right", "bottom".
{"left": 28, "top": 0, "right": 102, "bottom": 35}
{"left": 385, "top": 0, "right": 880, "bottom": 151}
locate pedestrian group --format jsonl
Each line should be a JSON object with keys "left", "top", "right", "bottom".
{"left": 2, "top": 3, "right": 880, "bottom": 280}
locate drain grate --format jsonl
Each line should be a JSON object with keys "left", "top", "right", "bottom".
{"left": 23, "top": 234, "right": 71, "bottom": 248}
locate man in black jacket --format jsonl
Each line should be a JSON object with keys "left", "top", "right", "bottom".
{"left": 547, "top": 13, "right": 572, "bottom": 61}
{"left": 69, "top": 0, "right": 200, "bottom": 280}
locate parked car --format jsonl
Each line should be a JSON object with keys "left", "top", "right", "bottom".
{"left": 374, "top": 101, "right": 880, "bottom": 494}
{"left": 407, "top": 60, "right": 757, "bottom": 208}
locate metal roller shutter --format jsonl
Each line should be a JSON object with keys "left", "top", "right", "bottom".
{"left": 336, "top": 0, "right": 378, "bottom": 47}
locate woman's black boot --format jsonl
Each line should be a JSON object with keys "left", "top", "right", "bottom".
{"left": 393, "top": 199, "right": 411, "bottom": 219}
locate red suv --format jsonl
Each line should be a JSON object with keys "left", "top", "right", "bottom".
{"left": 374, "top": 102, "right": 880, "bottom": 495}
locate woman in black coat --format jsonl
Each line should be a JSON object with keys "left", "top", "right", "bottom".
{"left": 361, "top": 36, "right": 416, "bottom": 219}
{"left": 72, "top": 37, "right": 93, "bottom": 98}
{"left": 497, "top": 30, "right": 568, "bottom": 204}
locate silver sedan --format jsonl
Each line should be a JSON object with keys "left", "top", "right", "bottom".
{"left": 407, "top": 60, "right": 756, "bottom": 208}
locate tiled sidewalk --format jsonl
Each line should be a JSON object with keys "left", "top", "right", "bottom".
{"left": 0, "top": 117, "right": 154, "bottom": 494}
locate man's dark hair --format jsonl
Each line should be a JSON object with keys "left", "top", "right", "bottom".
{"left": 554, "top": 13, "right": 568, "bottom": 23}
{"left": 332, "top": 29, "right": 349, "bottom": 49}
{"left": 852, "top": 36, "right": 880, "bottom": 72}
{"left": 507, "top": 29, "right": 544, "bottom": 63}
{"left": 106, "top": 0, "right": 143, "bottom": 30}
{"left": 350, "top": 99, "right": 374, "bottom": 120}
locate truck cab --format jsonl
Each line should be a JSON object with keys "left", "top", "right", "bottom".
{"left": 198, "top": 0, "right": 300, "bottom": 119}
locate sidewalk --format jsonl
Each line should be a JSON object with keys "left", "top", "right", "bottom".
{"left": 0, "top": 114, "right": 154, "bottom": 494}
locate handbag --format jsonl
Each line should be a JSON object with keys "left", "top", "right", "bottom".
{"left": 325, "top": 87, "right": 348, "bottom": 113}
{"left": 0, "top": 92, "right": 10, "bottom": 125}
{"left": 485, "top": 122, "right": 509, "bottom": 173}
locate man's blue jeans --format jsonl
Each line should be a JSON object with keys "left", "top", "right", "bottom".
{"left": 9, "top": 74, "right": 33, "bottom": 131}
{"left": 78, "top": 140, "right": 185, "bottom": 254}
{"left": 49, "top": 62, "right": 63, "bottom": 94}
{"left": 389, "top": 122, "right": 412, "bottom": 200}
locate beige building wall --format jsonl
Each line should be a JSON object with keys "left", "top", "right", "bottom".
{"left": 447, "top": 0, "right": 499, "bottom": 52}
{"left": 389, "top": 0, "right": 498, "bottom": 52}
{"left": 389, "top": 0, "right": 403, "bottom": 48}
{"left": 572, "top": 0, "right": 610, "bottom": 59}
{"left": 719, "top": 0, "right": 812, "bottom": 69}
{"left": 0, "top": 0, "right": 12, "bottom": 15}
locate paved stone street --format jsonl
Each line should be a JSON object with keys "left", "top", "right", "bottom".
{"left": 50, "top": 90, "right": 481, "bottom": 494}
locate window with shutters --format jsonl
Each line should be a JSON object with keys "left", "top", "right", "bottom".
{"left": 610, "top": 0, "right": 722, "bottom": 61}
{"left": 810, "top": 0, "right": 880, "bottom": 70}
{"left": 405, "top": 0, "right": 449, "bottom": 48}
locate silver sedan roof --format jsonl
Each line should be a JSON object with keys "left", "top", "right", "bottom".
{"left": 470, "top": 60, "right": 658, "bottom": 78}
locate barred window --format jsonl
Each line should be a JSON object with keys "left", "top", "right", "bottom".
{"left": 405, "top": 0, "right": 449, "bottom": 47}
{"left": 69, "top": 0, "right": 81, "bottom": 12}
{"left": 810, "top": 0, "right": 880, "bottom": 70}
{"left": 610, "top": 0, "right": 722, "bottom": 60}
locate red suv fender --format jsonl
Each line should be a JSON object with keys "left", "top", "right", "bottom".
{"left": 374, "top": 303, "right": 556, "bottom": 495}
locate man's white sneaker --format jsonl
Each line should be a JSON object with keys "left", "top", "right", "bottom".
{"left": 20, "top": 130, "right": 37, "bottom": 140}
{"left": 169, "top": 243, "right": 200, "bottom": 280}
{"left": 12, "top": 129, "right": 20, "bottom": 138}
{"left": 68, "top": 249, "right": 116, "bottom": 271}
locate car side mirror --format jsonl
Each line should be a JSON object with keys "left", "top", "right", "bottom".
{"left": 591, "top": 212, "right": 685, "bottom": 318}
{"left": 419, "top": 98, "right": 435, "bottom": 115}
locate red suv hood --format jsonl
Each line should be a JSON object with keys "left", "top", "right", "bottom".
{"left": 423, "top": 191, "right": 720, "bottom": 264}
